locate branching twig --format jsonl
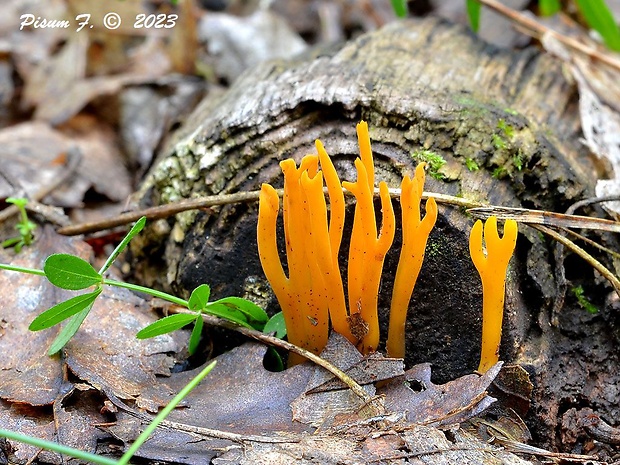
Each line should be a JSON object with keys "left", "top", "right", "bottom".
{"left": 104, "top": 390, "right": 299, "bottom": 444}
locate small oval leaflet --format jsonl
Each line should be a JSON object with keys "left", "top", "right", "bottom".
{"left": 44, "top": 254, "right": 102, "bottom": 290}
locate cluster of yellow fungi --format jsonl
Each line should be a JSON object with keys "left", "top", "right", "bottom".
{"left": 258, "top": 121, "right": 517, "bottom": 371}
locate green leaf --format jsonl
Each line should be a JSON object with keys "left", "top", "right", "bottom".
{"left": 263, "top": 312, "right": 287, "bottom": 338}
{"left": 207, "top": 297, "right": 269, "bottom": 328}
{"left": 539, "top": 0, "right": 561, "bottom": 16}
{"left": 2, "top": 237, "right": 21, "bottom": 248}
{"left": 202, "top": 303, "right": 254, "bottom": 329}
{"left": 29, "top": 289, "right": 102, "bottom": 331}
{"left": 5, "top": 197, "right": 28, "bottom": 208}
{"left": 188, "top": 284, "right": 210, "bottom": 311}
{"left": 466, "top": 0, "right": 481, "bottom": 32}
{"left": 390, "top": 0, "right": 407, "bottom": 18}
{"left": 574, "top": 0, "right": 620, "bottom": 51}
{"left": 48, "top": 304, "right": 93, "bottom": 355}
{"left": 264, "top": 347, "right": 284, "bottom": 372}
{"left": 136, "top": 313, "right": 197, "bottom": 339}
{"left": 44, "top": 254, "right": 101, "bottom": 290}
{"left": 99, "top": 217, "right": 146, "bottom": 274}
{"left": 188, "top": 314, "right": 203, "bottom": 355}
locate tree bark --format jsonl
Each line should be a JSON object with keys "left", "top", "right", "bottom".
{"left": 133, "top": 16, "right": 619, "bottom": 455}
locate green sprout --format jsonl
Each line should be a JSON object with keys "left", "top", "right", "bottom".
{"left": 2, "top": 198, "right": 36, "bottom": 253}
{"left": 411, "top": 149, "right": 446, "bottom": 180}
{"left": 571, "top": 285, "right": 599, "bottom": 314}
{"left": 512, "top": 153, "right": 524, "bottom": 171}
{"left": 492, "top": 166, "right": 508, "bottom": 179}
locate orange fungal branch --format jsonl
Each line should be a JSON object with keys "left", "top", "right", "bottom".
{"left": 342, "top": 121, "right": 395, "bottom": 354}
{"left": 386, "top": 163, "right": 438, "bottom": 359}
{"left": 469, "top": 216, "right": 518, "bottom": 373}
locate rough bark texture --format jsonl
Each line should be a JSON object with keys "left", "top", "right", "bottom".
{"left": 132, "top": 16, "right": 620, "bottom": 457}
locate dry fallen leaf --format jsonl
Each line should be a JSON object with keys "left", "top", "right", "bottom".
{"left": 540, "top": 33, "right": 620, "bottom": 217}
{"left": 0, "top": 227, "right": 188, "bottom": 459}
{"left": 198, "top": 10, "right": 307, "bottom": 83}
{"left": 107, "top": 333, "right": 508, "bottom": 464}
{"left": 0, "top": 121, "right": 132, "bottom": 207}
{"left": 0, "top": 227, "right": 88, "bottom": 406}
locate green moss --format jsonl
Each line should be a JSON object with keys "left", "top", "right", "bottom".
{"left": 411, "top": 149, "right": 446, "bottom": 180}
{"left": 512, "top": 152, "right": 524, "bottom": 171}
{"left": 492, "top": 134, "right": 507, "bottom": 150}
{"left": 425, "top": 237, "right": 444, "bottom": 259}
{"left": 465, "top": 158, "right": 480, "bottom": 171}
{"left": 571, "top": 285, "right": 599, "bottom": 314}
{"left": 497, "top": 119, "right": 515, "bottom": 138}
{"left": 492, "top": 166, "right": 508, "bottom": 179}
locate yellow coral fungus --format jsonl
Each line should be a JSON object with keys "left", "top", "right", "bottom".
{"left": 258, "top": 149, "right": 352, "bottom": 365}
{"left": 469, "top": 216, "right": 518, "bottom": 373}
{"left": 386, "top": 163, "right": 438, "bottom": 359}
{"left": 258, "top": 155, "right": 330, "bottom": 365}
{"left": 342, "top": 122, "right": 396, "bottom": 354}
{"left": 258, "top": 120, "right": 435, "bottom": 363}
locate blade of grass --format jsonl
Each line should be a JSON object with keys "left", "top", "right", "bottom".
{"left": 99, "top": 217, "right": 146, "bottom": 275}
{"left": 0, "top": 429, "right": 118, "bottom": 465}
{"left": 574, "top": 0, "right": 620, "bottom": 51}
{"left": 117, "top": 360, "right": 217, "bottom": 465}
{"left": 467, "top": 0, "right": 482, "bottom": 32}
{"left": 539, "top": 0, "right": 561, "bottom": 16}
{"left": 390, "top": 0, "right": 407, "bottom": 17}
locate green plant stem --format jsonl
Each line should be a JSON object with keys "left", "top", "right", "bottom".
{"left": 0, "top": 263, "right": 46, "bottom": 276}
{"left": 0, "top": 429, "right": 118, "bottom": 465}
{"left": 103, "top": 278, "right": 188, "bottom": 307}
{"left": 0, "top": 264, "right": 189, "bottom": 308}
{"left": 117, "top": 360, "right": 217, "bottom": 465}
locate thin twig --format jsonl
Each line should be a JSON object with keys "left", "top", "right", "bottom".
{"left": 368, "top": 444, "right": 498, "bottom": 463}
{"left": 56, "top": 190, "right": 268, "bottom": 236}
{"left": 468, "top": 206, "right": 620, "bottom": 233}
{"left": 56, "top": 188, "right": 482, "bottom": 236}
{"left": 476, "top": 0, "right": 620, "bottom": 73}
{"left": 551, "top": 195, "right": 620, "bottom": 325}
{"left": 533, "top": 224, "right": 620, "bottom": 297}
{"left": 104, "top": 390, "right": 299, "bottom": 444}
{"left": 164, "top": 303, "right": 381, "bottom": 412}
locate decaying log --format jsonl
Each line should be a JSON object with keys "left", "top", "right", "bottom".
{"left": 132, "top": 16, "right": 619, "bottom": 455}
